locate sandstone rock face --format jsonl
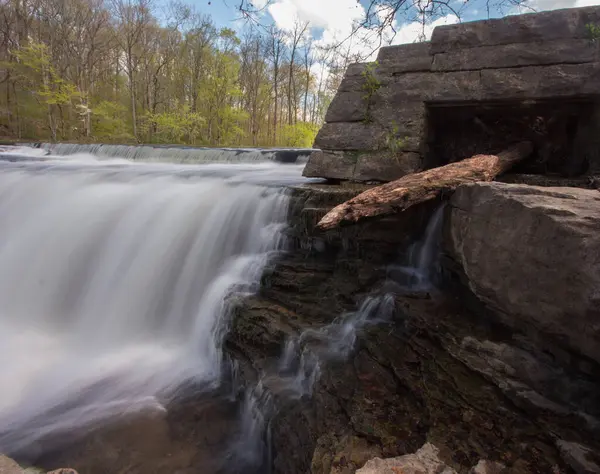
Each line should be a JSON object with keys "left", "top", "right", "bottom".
{"left": 0, "top": 455, "right": 76, "bottom": 474}
{"left": 356, "top": 443, "right": 457, "bottom": 474}
{"left": 305, "top": 5, "right": 600, "bottom": 182}
{"left": 446, "top": 182, "right": 600, "bottom": 363}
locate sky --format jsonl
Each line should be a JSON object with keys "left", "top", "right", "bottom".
{"left": 193, "top": 0, "right": 600, "bottom": 59}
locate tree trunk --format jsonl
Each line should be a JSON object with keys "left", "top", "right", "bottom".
{"left": 317, "top": 142, "right": 533, "bottom": 231}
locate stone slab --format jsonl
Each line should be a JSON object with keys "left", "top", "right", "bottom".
{"left": 346, "top": 62, "right": 371, "bottom": 76}
{"left": 447, "top": 182, "right": 600, "bottom": 363}
{"left": 432, "top": 38, "right": 600, "bottom": 71}
{"left": 480, "top": 63, "right": 600, "bottom": 100}
{"left": 379, "top": 70, "right": 482, "bottom": 103}
{"left": 302, "top": 150, "right": 356, "bottom": 179}
{"left": 314, "top": 122, "right": 386, "bottom": 151}
{"left": 370, "top": 101, "right": 426, "bottom": 149}
{"left": 302, "top": 149, "right": 421, "bottom": 181}
{"left": 431, "top": 6, "right": 600, "bottom": 53}
{"left": 377, "top": 42, "right": 432, "bottom": 74}
{"left": 325, "top": 91, "right": 366, "bottom": 123}
{"left": 353, "top": 150, "right": 421, "bottom": 181}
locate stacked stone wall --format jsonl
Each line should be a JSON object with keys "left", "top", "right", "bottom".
{"left": 304, "top": 6, "right": 600, "bottom": 182}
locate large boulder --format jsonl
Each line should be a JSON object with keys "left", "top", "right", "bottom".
{"left": 446, "top": 182, "right": 600, "bottom": 363}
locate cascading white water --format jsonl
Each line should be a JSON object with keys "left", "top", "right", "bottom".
{"left": 388, "top": 205, "right": 445, "bottom": 290}
{"left": 0, "top": 152, "right": 302, "bottom": 456}
{"left": 27, "top": 143, "right": 314, "bottom": 164}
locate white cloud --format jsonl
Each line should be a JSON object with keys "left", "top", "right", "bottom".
{"left": 389, "top": 14, "right": 459, "bottom": 45}
{"left": 519, "top": 0, "right": 599, "bottom": 12}
{"left": 266, "top": 0, "right": 459, "bottom": 61}
{"left": 268, "top": 0, "right": 364, "bottom": 34}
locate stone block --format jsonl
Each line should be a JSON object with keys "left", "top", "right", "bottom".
{"left": 302, "top": 150, "right": 356, "bottom": 180}
{"left": 370, "top": 101, "right": 426, "bottom": 149}
{"left": 431, "top": 6, "right": 600, "bottom": 53}
{"left": 432, "top": 39, "right": 600, "bottom": 71}
{"left": 346, "top": 62, "right": 370, "bottom": 76}
{"left": 302, "top": 149, "right": 421, "bottom": 182}
{"left": 379, "top": 70, "right": 482, "bottom": 103}
{"left": 325, "top": 91, "right": 366, "bottom": 123}
{"left": 314, "top": 122, "right": 386, "bottom": 151}
{"left": 338, "top": 74, "right": 366, "bottom": 93}
{"left": 480, "top": 63, "right": 600, "bottom": 100}
{"left": 377, "top": 42, "right": 432, "bottom": 74}
{"left": 447, "top": 182, "right": 600, "bottom": 363}
{"left": 353, "top": 151, "right": 421, "bottom": 181}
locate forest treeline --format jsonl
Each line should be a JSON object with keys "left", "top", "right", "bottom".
{"left": 0, "top": 0, "right": 351, "bottom": 147}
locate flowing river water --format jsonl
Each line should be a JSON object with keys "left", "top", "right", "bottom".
{"left": 0, "top": 145, "right": 443, "bottom": 472}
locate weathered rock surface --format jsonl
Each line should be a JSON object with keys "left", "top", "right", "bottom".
{"left": 446, "top": 182, "right": 600, "bottom": 363}
{"left": 432, "top": 39, "right": 599, "bottom": 72}
{"left": 356, "top": 443, "right": 456, "bottom": 474}
{"left": 227, "top": 184, "right": 600, "bottom": 474}
{"left": 0, "top": 455, "right": 76, "bottom": 474}
{"left": 557, "top": 440, "right": 600, "bottom": 474}
{"left": 430, "top": 6, "right": 600, "bottom": 53}
{"left": 303, "top": 150, "right": 422, "bottom": 182}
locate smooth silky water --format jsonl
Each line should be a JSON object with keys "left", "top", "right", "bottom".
{"left": 0, "top": 146, "right": 315, "bottom": 467}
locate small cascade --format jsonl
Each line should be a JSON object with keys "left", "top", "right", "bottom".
{"left": 232, "top": 206, "right": 446, "bottom": 468}
{"left": 231, "top": 294, "right": 396, "bottom": 465}
{"left": 228, "top": 382, "right": 274, "bottom": 473}
{"left": 388, "top": 204, "right": 446, "bottom": 291}
{"left": 26, "top": 143, "right": 314, "bottom": 164}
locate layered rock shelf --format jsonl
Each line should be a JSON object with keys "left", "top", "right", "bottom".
{"left": 228, "top": 182, "right": 600, "bottom": 474}
{"left": 304, "top": 6, "right": 600, "bottom": 182}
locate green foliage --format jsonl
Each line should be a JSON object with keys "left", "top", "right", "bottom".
{"left": 92, "top": 101, "right": 133, "bottom": 142}
{"left": 141, "top": 106, "right": 205, "bottom": 144}
{"left": 361, "top": 62, "right": 381, "bottom": 124}
{"left": 586, "top": 23, "right": 600, "bottom": 42}
{"left": 12, "top": 42, "right": 79, "bottom": 107}
{"left": 0, "top": 3, "right": 337, "bottom": 146}
{"left": 384, "top": 121, "right": 407, "bottom": 155}
{"left": 280, "top": 122, "right": 320, "bottom": 148}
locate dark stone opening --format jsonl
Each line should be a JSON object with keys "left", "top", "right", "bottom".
{"left": 424, "top": 97, "right": 600, "bottom": 177}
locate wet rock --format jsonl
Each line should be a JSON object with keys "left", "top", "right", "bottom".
{"left": 557, "top": 440, "right": 600, "bottom": 474}
{"left": 470, "top": 460, "right": 507, "bottom": 474}
{"left": 0, "top": 455, "right": 26, "bottom": 473}
{"left": 229, "top": 184, "right": 600, "bottom": 474}
{"left": 356, "top": 443, "right": 457, "bottom": 474}
{"left": 0, "top": 456, "right": 76, "bottom": 474}
{"left": 447, "top": 182, "right": 600, "bottom": 363}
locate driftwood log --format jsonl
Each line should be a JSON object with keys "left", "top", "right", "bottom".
{"left": 317, "top": 141, "right": 533, "bottom": 231}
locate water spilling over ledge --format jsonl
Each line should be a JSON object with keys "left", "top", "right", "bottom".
{"left": 0, "top": 149, "right": 299, "bottom": 461}
{"left": 24, "top": 143, "right": 315, "bottom": 164}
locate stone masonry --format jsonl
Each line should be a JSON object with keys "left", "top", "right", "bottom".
{"left": 303, "top": 6, "right": 600, "bottom": 182}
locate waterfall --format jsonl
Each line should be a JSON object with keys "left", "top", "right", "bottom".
{"left": 25, "top": 143, "right": 314, "bottom": 164}
{"left": 388, "top": 205, "right": 445, "bottom": 291}
{"left": 233, "top": 206, "right": 446, "bottom": 463}
{"left": 0, "top": 152, "right": 296, "bottom": 456}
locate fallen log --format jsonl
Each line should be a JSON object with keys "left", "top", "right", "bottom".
{"left": 317, "top": 141, "right": 533, "bottom": 231}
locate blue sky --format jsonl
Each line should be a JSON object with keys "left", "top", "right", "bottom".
{"left": 186, "top": 0, "right": 599, "bottom": 55}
